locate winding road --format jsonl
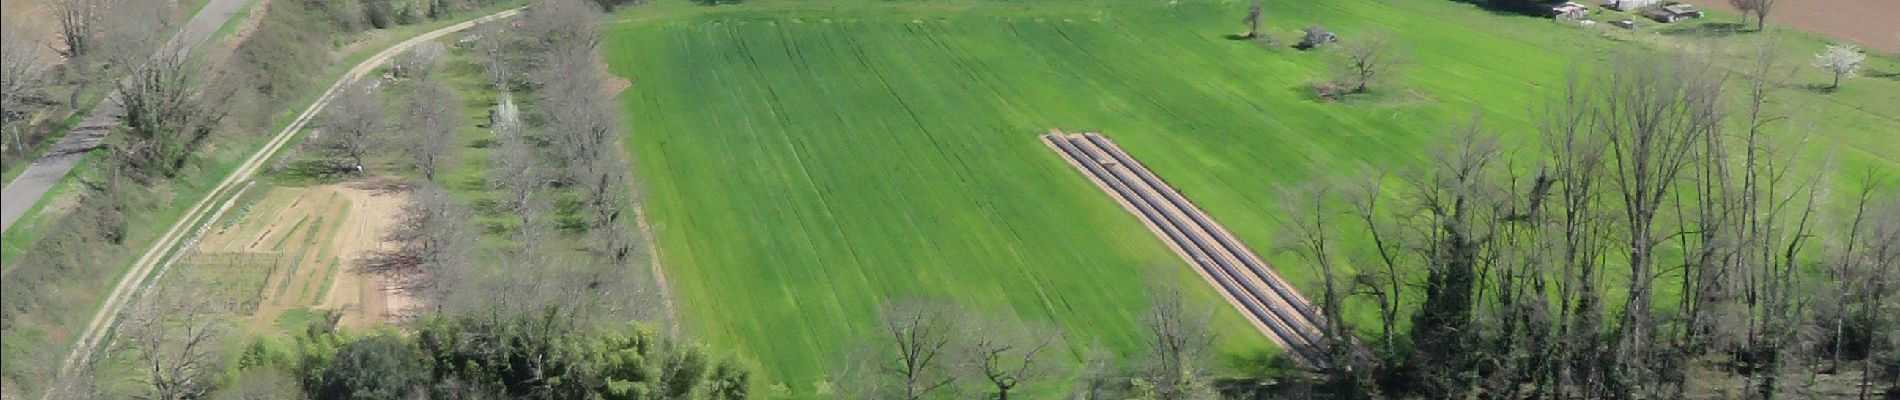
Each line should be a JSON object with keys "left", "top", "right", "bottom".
{"left": 43, "top": 8, "right": 524, "bottom": 395}
{"left": 0, "top": 0, "right": 251, "bottom": 233}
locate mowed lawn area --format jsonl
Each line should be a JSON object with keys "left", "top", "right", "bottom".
{"left": 602, "top": 0, "right": 1900, "bottom": 393}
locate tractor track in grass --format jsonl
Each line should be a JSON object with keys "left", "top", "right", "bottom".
{"left": 1043, "top": 131, "right": 1335, "bottom": 368}
{"left": 43, "top": 8, "right": 524, "bottom": 395}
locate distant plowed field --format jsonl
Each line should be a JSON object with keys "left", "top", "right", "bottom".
{"left": 1682, "top": 0, "right": 1900, "bottom": 53}
{"left": 604, "top": 0, "right": 1900, "bottom": 394}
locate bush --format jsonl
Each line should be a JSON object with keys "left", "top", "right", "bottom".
{"left": 311, "top": 333, "right": 432, "bottom": 400}
{"left": 230, "top": 1, "right": 338, "bottom": 104}
{"left": 1312, "top": 81, "right": 1346, "bottom": 102}
{"left": 363, "top": 0, "right": 396, "bottom": 29}
{"left": 1298, "top": 25, "right": 1336, "bottom": 50}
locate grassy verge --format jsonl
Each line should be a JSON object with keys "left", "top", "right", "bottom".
{"left": 0, "top": 160, "right": 83, "bottom": 266}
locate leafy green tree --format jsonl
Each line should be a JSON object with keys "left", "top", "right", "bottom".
{"left": 704, "top": 358, "right": 752, "bottom": 400}
{"left": 312, "top": 333, "right": 431, "bottom": 400}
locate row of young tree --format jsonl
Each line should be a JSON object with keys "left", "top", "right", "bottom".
{"left": 324, "top": 0, "right": 656, "bottom": 321}
{"left": 14, "top": 0, "right": 694, "bottom": 397}
{"left": 1277, "top": 42, "right": 1900, "bottom": 399}
{"left": 227, "top": 0, "right": 709, "bottom": 398}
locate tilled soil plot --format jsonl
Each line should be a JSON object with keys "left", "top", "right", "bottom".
{"left": 191, "top": 184, "right": 409, "bottom": 330}
{"left": 1680, "top": 0, "right": 1899, "bottom": 53}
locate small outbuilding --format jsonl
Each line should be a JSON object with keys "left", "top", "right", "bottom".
{"left": 1602, "top": 0, "right": 1658, "bottom": 11}
{"left": 1646, "top": 3, "right": 1704, "bottom": 22}
{"left": 1550, "top": 2, "right": 1590, "bottom": 19}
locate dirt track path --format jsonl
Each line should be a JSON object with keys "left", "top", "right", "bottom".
{"left": 1042, "top": 131, "right": 1337, "bottom": 368}
{"left": 0, "top": 0, "right": 252, "bottom": 233}
{"left": 44, "top": 8, "right": 524, "bottom": 394}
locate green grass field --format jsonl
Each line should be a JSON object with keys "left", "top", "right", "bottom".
{"left": 602, "top": 0, "right": 1900, "bottom": 394}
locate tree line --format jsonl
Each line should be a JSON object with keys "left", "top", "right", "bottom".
{"left": 1270, "top": 45, "right": 1900, "bottom": 400}
{"left": 838, "top": 281, "right": 1298, "bottom": 400}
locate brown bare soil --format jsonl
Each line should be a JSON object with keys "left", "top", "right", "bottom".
{"left": 191, "top": 183, "right": 408, "bottom": 331}
{"left": 1680, "top": 0, "right": 1899, "bottom": 53}
{"left": 321, "top": 184, "right": 408, "bottom": 328}
{"left": 596, "top": 56, "right": 633, "bottom": 96}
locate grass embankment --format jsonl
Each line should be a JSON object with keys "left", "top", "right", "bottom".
{"left": 0, "top": 0, "right": 223, "bottom": 187}
{"left": 602, "top": 0, "right": 1900, "bottom": 394}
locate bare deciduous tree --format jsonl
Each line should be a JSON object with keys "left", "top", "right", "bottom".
{"left": 491, "top": 96, "right": 543, "bottom": 216}
{"left": 124, "top": 285, "right": 227, "bottom": 400}
{"left": 374, "top": 182, "right": 472, "bottom": 301}
{"left": 1403, "top": 116, "right": 1502, "bottom": 400}
{"left": 1342, "top": 169, "right": 1409, "bottom": 359}
{"left": 517, "top": 0, "right": 602, "bottom": 56}
{"left": 1277, "top": 181, "right": 1378, "bottom": 397}
{"left": 870, "top": 299, "right": 961, "bottom": 400}
{"left": 1852, "top": 189, "right": 1900, "bottom": 400}
{"left": 1591, "top": 51, "right": 1723, "bottom": 394}
{"left": 319, "top": 82, "right": 384, "bottom": 172}
{"left": 1138, "top": 283, "right": 1218, "bottom": 400}
{"left": 393, "top": 41, "right": 446, "bottom": 80}
{"left": 1329, "top": 31, "right": 1403, "bottom": 94}
{"left": 54, "top": 0, "right": 101, "bottom": 59}
{"left": 1242, "top": 0, "right": 1263, "bottom": 39}
{"left": 1727, "top": 0, "right": 1781, "bottom": 31}
{"left": 404, "top": 80, "right": 460, "bottom": 181}
{"left": 472, "top": 20, "right": 512, "bottom": 90}
{"left": 956, "top": 318, "right": 1065, "bottom": 400}
{"left": 2, "top": 21, "right": 46, "bottom": 157}
{"left": 1535, "top": 68, "right": 1611, "bottom": 399}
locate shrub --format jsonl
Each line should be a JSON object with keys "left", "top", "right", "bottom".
{"left": 311, "top": 333, "right": 432, "bottom": 400}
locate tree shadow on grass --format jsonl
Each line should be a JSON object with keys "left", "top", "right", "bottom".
{"left": 1659, "top": 22, "right": 1749, "bottom": 38}
{"left": 1794, "top": 83, "right": 1841, "bottom": 94}
{"left": 266, "top": 159, "right": 351, "bottom": 186}
{"left": 1446, "top": 0, "right": 1547, "bottom": 17}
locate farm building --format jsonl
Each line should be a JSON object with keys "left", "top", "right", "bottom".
{"left": 1551, "top": 2, "right": 1590, "bottom": 19}
{"left": 1602, "top": 0, "right": 1658, "bottom": 11}
{"left": 1645, "top": 3, "right": 1705, "bottom": 22}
